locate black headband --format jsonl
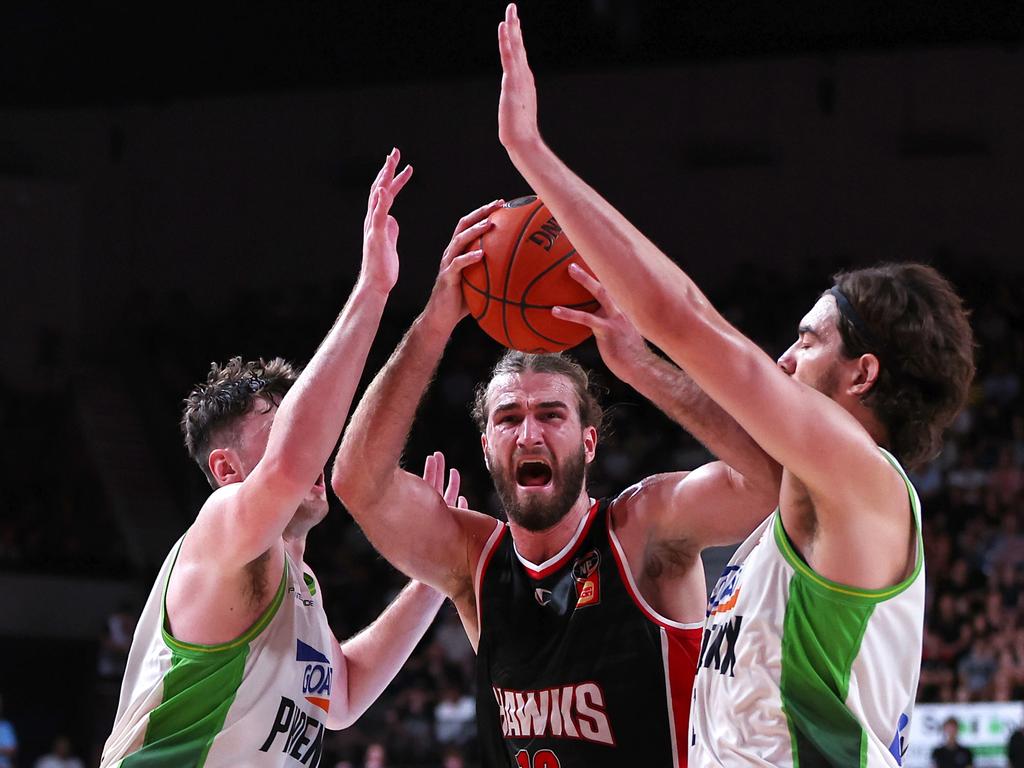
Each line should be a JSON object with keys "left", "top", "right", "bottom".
{"left": 828, "top": 286, "right": 882, "bottom": 354}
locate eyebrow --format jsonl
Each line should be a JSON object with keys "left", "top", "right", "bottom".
{"left": 537, "top": 401, "right": 570, "bottom": 411}
{"left": 798, "top": 324, "right": 820, "bottom": 338}
{"left": 491, "top": 399, "right": 570, "bottom": 416}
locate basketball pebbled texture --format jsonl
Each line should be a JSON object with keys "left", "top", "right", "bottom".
{"left": 461, "top": 195, "right": 599, "bottom": 353}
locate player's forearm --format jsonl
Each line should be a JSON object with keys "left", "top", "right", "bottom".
{"left": 334, "top": 580, "right": 445, "bottom": 729}
{"left": 507, "top": 138, "right": 717, "bottom": 345}
{"left": 263, "top": 282, "right": 389, "bottom": 492}
{"left": 333, "top": 306, "right": 453, "bottom": 510}
{"left": 623, "top": 348, "right": 781, "bottom": 493}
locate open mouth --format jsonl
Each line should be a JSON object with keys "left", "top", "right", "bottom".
{"left": 312, "top": 472, "right": 326, "bottom": 492}
{"left": 516, "top": 459, "right": 553, "bottom": 488}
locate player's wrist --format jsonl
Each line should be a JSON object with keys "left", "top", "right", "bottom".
{"left": 353, "top": 276, "right": 393, "bottom": 303}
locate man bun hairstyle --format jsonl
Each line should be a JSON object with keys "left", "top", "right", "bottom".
{"left": 831, "top": 263, "right": 975, "bottom": 469}
{"left": 472, "top": 350, "right": 604, "bottom": 435}
{"left": 181, "top": 356, "right": 299, "bottom": 487}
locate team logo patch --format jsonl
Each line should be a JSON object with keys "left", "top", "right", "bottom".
{"left": 707, "top": 564, "right": 743, "bottom": 618}
{"left": 571, "top": 549, "right": 601, "bottom": 608}
{"left": 534, "top": 588, "right": 553, "bottom": 606}
{"left": 296, "top": 639, "right": 332, "bottom": 713}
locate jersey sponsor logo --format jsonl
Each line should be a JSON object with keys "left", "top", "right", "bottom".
{"left": 491, "top": 682, "right": 616, "bottom": 746}
{"left": 888, "top": 712, "right": 910, "bottom": 765}
{"left": 707, "top": 564, "right": 742, "bottom": 618}
{"left": 571, "top": 549, "right": 601, "bottom": 608}
{"left": 296, "top": 639, "right": 332, "bottom": 714}
{"left": 289, "top": 583, "right": 315, "bottom": 607}
{"left": 698, "top": 615, "right": 743, "bottom": 676}
{"left": 259, "top": 695, "right": 325, "bottom": 766}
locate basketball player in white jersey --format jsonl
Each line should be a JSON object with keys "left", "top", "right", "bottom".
{"left": 101, "top": 150, "right": 451, "bottom": 768}
{"left": 494, "top": 5, "right": 976, "bottom": 766}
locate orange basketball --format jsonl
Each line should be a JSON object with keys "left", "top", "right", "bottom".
{"left": 461, "top": 196, "right": 598, "bottom": 353}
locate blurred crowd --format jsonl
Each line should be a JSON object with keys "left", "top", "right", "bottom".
{"left": 0, "top": 252, "right": 1020, "bottom": 766}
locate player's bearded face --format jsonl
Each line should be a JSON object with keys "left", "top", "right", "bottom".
{"left": 488, "top": 442, "right": 587, "bottom": 532}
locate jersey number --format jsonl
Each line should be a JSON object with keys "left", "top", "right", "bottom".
{"left": 516, "top": 749, "right": 561, "bottom": 768}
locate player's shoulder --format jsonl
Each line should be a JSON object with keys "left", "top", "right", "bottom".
{"left": 451, "top": 504, "right": 504, "bottom": 545}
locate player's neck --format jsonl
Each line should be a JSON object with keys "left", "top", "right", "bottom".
{"left": 282, "top": 535, "right": 307, "bottom": 569}
{"left": 509, "top": 490, "right": 593, "bottom": 565}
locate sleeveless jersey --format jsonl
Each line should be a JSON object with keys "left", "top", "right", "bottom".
{"left": 101, "top": 539, "right": 339, "bottom": 768}
{"left": 475, "top": 498, "right": 703, "bottom": 768}
{"left": 690, "top": 448, "right": 924, "bottom": 767}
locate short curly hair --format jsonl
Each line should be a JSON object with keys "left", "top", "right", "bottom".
{"left": 471, "top": 350, "right": 604, "bottom": 434}
{"left": 830, "top": 263, "right": 975, "bottom": 470}
{"left": 181, "top": 357, "right": 298, "bottom": 487}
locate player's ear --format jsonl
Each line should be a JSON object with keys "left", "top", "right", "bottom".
{"left": 583, "top": 425, "right": 597, "bottom": 464}
{"left": 849, "top": 353, "right": 881, "bottom": 398}
{"left": 481, "top": 434, "right": 491, "bottom": 471}
{"left": 209, "top": 447, "right": 244, "bottom": 487}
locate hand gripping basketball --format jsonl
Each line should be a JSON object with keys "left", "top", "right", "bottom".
{"left": 427, "top": 199, "right": 504, "bottom": 330}
{"left": 553, "top": 265, "right": 649, "bottom": 382}
{"left": 460, "top": 196, "right": 600, "bottom": 352}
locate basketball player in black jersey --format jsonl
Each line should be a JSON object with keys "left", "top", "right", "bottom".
{"left": 333, "top": 203, "right": 781, "bottom": 766}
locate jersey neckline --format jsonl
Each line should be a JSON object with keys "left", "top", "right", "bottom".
{"left": 512, "top": 498, "right": 599, "bottom": 580}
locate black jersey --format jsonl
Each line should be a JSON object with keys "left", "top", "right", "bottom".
{"left": 474, "top": 498, "right": 702, "bottom": 768}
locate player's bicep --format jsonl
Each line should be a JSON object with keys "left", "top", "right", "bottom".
{"left": 192, "top": 479, "right": 296, "bottom": 567}
{"left": 638, "top": 463, "right": 777, "bottom": 549}
{"left": 349, "top": 469, "right": 477, "bottom": 596}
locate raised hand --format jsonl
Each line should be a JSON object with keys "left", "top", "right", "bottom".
{"left": 425, "top": 199, "right": 503, "bottom": 329}
{"left": 552, "top": 264, "right": 650, "bottom": 381}
{"left": 422, "top": 451, "right": 469, "bottom": 510}
{"left": 360, "top": 148, "right": 413, "bottom": 296}
{"left": 497, "top": 4, "right": 540, "bottom": 156}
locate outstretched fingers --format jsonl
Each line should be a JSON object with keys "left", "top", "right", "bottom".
{"left": 442, "top": 467, "right": 462, "bottom": 507}
{"left": 552, "top": 304, "right": 600, "bottom": 330}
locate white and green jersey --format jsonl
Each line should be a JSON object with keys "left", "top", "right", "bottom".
{"left": 690, "top": 448, "right": 923, "bottom": 767}
{"left": 101, "top": 540, "right": 339, "bottom": 768}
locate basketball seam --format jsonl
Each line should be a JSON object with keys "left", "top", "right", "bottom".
{"left": 461, "top": 279, "right": 600, "bottom": 310}
{"left": 520, "top": 248, "right": 593, "bottom": 347}
{"left": 501, "top": 201, "right": 546, "bottom": 349}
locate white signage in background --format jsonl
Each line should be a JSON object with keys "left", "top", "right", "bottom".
{"left": 905, "top": 702, "right": 1024, "bottom": 768}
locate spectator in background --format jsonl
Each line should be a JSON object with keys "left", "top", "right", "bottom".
{"left": 0, "top": 695, "right": 15, "bottom": 768}
{"left": 34, "top": 734, "right": 85, "bottom": 768}
{"left": 1008, "top": 726, "right": 1024, "bottom": 768}
{"left": 96, "top": 602, "right": 136, "bottom": 680}
{"left": 433, "top": 677, "right": 475, "bottom": 748}
{"left": 931, "top": 717, "right": 973, "bottom": 768}
{"left": 442, "top": 746, "right": 466, "bottom": 768}
{"left": 362, "top": 742, "right": 387, "bottom": 768}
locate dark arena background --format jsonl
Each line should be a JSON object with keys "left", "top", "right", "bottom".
{"left": 2, "top": 2, "right": 1023, "bottom": 766}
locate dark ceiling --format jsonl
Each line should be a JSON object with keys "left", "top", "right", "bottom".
{"left": 1, "top": 1, "right": 1021, "bottom": 108}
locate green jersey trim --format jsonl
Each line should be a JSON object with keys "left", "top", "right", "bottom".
{"left": 121, "top": 638, "right": 251, "bottom": 767}
{"left": 773, "top": 448, "right": 923, "bottom": 603}
{"left": 780, "top": 574, "right": 875, "bottom": 767}
{"left": 159, "top": 542, "right": 290, "bottom": 656}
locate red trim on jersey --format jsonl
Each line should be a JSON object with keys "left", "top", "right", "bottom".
{"left": 475, "top": 522, "right": 508, "bottom": 631}
{"left": 606, "top": 505, "right": 703, "bottom": 632}
{"left": 663, "top": 626, "right": 702, "bottom": 768}
{"left": 517, "top": 500, "right": 601, "bottom": 581}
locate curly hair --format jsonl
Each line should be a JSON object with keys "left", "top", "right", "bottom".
{"left": 831, "top": 263, "right": 975, "bottom": 470}
{"left": 471, "top": 350, "right": 604, "bottom": 434}
{"left": 181, "top": 356, "right": 299, "bottom": 487}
